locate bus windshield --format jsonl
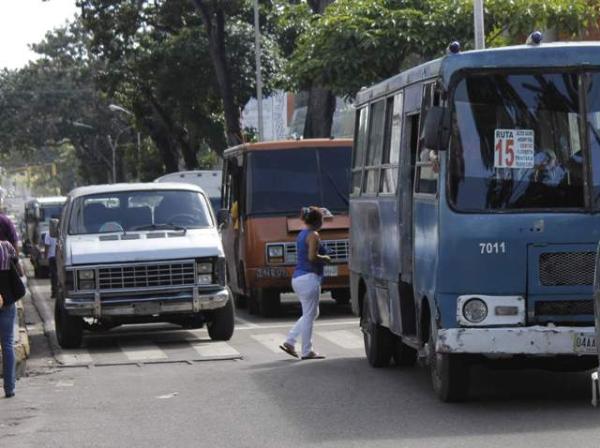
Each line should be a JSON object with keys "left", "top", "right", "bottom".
{"left": 246, "top": 147, "right": 351, "bottom": 215}
{"left": 40, "top": 205, "right": 64, "bottom": 221}
{"left": 449, "top": 72, "right": 589, "bottom": 211}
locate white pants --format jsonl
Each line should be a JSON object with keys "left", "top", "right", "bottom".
{"left": 286, "top": 273, "right": 321, "bottom": 357}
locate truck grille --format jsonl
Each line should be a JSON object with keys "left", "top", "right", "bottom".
{"left": 97, "top": 261, "right": 196, "bottom": 290}
{"left": 539, "top": 252, "right": 595, "bottom": 286}
{"left": 284, "top": 239, "right": 349, "bottom": 264}
{"left": 535, "top": 300, "right": 594, "bottom": 316}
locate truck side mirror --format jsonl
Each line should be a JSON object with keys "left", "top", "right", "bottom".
{"left": 49, "top": 218, "right": 60, "bottom": 238}
{"left": 421, "top": 106, "right": 449, "bottom": 152}
{"left": 217, "top": 209, "right": 230, "bottom": 227}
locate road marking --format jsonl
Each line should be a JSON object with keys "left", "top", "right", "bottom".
{"left": 251, "top": 333, "right": 288, "bottom": 353}
{"left": 234, "top": 320, "right": 358, "bottom": 331}
{"left": 234, "top": 316, "right": 261, "bottom": 328}
{"left": 121, "top": 342, "right": 168, "bottom": 361}
{"left": 192, "top": 342, "right": 240, "bottom": 358}
{"left": 57, "top": 350, "right": 94, "bottom": 366}
{"left": 317, "top": 329, "right": 364, "bottom": 349}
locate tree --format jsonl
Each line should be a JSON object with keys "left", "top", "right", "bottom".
{"left": 286, "top": 0, "right": 597, "bottom": 100}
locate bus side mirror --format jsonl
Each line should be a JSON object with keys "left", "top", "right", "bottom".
{"left": 49, "top": 218, "right": 60, "bottom": 238}
{"left": 217, "top": 209, "right": 230, "bottom": 226}
{"left": 422, "top": 106, "right": 449, "bottom": 151}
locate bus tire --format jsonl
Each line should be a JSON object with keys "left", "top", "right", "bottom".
{"left": 207, "top": 298, "right": 235, "bottom": 341}
{"left": 361, "top": 292, "right": 393, "bottom": 367}
{"left": 256, "top": 289, "right": 280, "bottom": 317}
{"left": 429, "top": 325, "right": 470, "bottom": 402}
{"left": 233, "top": 293, "right": 247, "bottom": 309}
{"left": 331, "top": 289, "right": 350, "bottom": 305}
{"left": 54, "top": 292, "right": 83, "bottom": 349}
{"left": 392, "top": 336, "right": 417, "bottom": 367}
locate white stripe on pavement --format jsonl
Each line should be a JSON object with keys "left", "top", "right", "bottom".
{"left": 317, "top": 329, "right": 364, "bottom": 349}
{"left": 57, "top": 350, "right": 94, "bottom": 365}
{"left": 192, "top": 342, "right": 240, "bottom": 358}
{"left": 121, "top": 342, "right": 168, "bottom": 361}
{"left": 251, "top": 333, "right": 288, "bottom": 353}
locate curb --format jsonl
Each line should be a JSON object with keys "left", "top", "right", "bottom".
{"left": 0, "top": 283, "right": 31, "bottom": 379}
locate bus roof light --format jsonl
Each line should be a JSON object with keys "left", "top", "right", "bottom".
{"left": 448, "top": 41, "right": 461, "bottom": 54}
{"left": 526, "top": 31, "right": 543, "bottom": 45}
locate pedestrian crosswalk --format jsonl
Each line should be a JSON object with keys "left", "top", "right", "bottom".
{"left": 53, "top": 326, "right": 364, "bottom": 367}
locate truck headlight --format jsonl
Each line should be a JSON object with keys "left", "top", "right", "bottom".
{"left": 267, "top": 244, "right": 284, "bottom": 264}
{"left": 77, "top": 269, "right": 95, "bottom": 290}
{"left": 78, "top": 270, "right": 95, "bottom": 280}
{"left": 463, "top": 298, "right": 488, "bottom": 324}
{"left": 197, "top": 262, "right": 212, "bottom": 274}
{"left": 198, "top": 274, "right": 213, "bottom": 285}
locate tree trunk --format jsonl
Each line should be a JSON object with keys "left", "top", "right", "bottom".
{"left": 192, "top": 0, "right": 243, "bottom": 150}
{"left": 303, "top": 86, "right": 336, "bottom": 138}
{"left": 304, "top": 0, "right": 337, "bottom": 139}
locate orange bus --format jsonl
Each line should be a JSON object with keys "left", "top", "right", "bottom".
{"left": 219, "top": 139, "right": 352, "bottom": 316}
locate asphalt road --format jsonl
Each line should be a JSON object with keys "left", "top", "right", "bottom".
{"left": 2, "top": 278, "right": 599, "bottom": 448}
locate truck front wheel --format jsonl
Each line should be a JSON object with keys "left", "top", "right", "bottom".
{"left": 54, "top": 294, "right": 83, "bottom": 349}
{"left": 207, "top": 298, "right": 235, "bottom": 341}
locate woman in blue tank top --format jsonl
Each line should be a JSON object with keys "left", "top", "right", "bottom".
{"left": 280, "top": 207, "right": 331, "bottom": 360}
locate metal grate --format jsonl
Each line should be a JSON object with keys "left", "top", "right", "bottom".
{"left": 284, "top": 239, "right": 349, "bottom": 264}
{"left": 97, "top": 261, "right": 195, "bottom": 290}
{"left": 539, "top": 252, "right": 595, "bottom": 286}
{"left": 535, "top": 300, "right": 594, "bottom": 316}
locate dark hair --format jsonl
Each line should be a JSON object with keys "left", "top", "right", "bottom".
{"left": 300, "top": 206, "right": 323, "bottom": 227}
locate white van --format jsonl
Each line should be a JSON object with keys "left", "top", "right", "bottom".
{"left": 51, "top": 183, "right": 233, "bottom": 348}
{"left": 155, "top": 170, "right": 222, "bottom": 212}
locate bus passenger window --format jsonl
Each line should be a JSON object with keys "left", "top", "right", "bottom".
{"left": 363, "top": 100, "right": 386, "bottom": 194}
{"left": 352, "top": 107, "right": 369, "bottom": 196}
{"left": 380, "top": 93, "right": 403, "bottom": 194}
{"left": 415, "top": 150, "right": 439, "bottom": 195}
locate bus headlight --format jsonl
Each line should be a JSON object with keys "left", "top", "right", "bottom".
{"left": 267, "top": 244, "right": 284, "bottom": 264}
{"left": 463, "top": 299, "right": 488, "bottom": 324}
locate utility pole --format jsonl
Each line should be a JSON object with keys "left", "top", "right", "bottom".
{"left": 473, "top": 0, "right": 485, "bottom": 49}
{"left": 254, "top": 0, "right": 264, "bottom": 141}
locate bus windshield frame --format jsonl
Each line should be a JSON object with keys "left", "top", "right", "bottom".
{"left": 244, "top": 146, "right": 352, "bottom": 216}
{"left": 447, "top": 68, "right": 600, "bottom": 213}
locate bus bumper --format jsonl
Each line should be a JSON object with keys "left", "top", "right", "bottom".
{"left": 437, "top": 326, "right": 596, "bottom": 356}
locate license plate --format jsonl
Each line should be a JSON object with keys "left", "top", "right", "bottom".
{"left": 134, "top": 302, "right": 160, "bottom": 315}
{"left": 324, "top": 265, "right": 339, "bottom": 277}
{"left": 573, "top": 333, "right": 597, "bottom": 355}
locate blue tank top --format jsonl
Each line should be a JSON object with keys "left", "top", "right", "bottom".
{"left": 293, "top": 229, "right": 324, "bottom": 278}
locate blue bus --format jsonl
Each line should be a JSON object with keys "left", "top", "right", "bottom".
{"left": 350, "top": 40, "right": 600, "bottom": 401}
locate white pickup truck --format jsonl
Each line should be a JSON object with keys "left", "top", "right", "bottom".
{"left": 51, "top": 183, "right": 233, "bottom": 348}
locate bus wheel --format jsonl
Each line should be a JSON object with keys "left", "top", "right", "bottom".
{"left": 331, "top": 289, "right": 350, "bottom": 305}
{"left": 428, "top": 325, "right": 470, "bottom": 402}
{"left": 256, "top": 289, "right": 280, "bottom": 317}
{"left": 392, "top": 336, "right": 417, "bottom": 367}
{"left": 233, "top": 293, "right": 247, "bottom": 309}
{"left": 360, "top": 294, "right": 393, "bottom": 367}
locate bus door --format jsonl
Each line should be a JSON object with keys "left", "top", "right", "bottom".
{"left": 221, "top": 157, "right": 244, "bottom": 296}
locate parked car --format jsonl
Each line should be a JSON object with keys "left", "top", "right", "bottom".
{"left": 23, "top": 196, "right": 66, "bottom": 277}
{"left": 51, "top": 183, "right": 233, "bottom": 348}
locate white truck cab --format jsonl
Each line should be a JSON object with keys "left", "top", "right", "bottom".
{"left": 52, "top": 183, "right": 233, "bottom": 348}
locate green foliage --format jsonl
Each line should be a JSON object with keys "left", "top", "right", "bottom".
{"left": 285, "top": 0, "right": 597, "bottom": 98}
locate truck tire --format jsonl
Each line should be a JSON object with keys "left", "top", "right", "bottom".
{"left": 331, "top": 289, "right": 350, "bottom": 305}
{"left": 429, "top": 324, "right": 470, "bottom": 402}
{"left": 207, "top": 298, "right": 235, "bottom": 341}
{"left": 54, "top": 295, "right": 83, "bottom": 349}
{"left": 361, "top": 290, "right": 393, "bottom": 367}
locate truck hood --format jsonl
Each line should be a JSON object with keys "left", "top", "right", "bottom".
{"left": 66, "top": 229, "right": 224, "bottom": 266}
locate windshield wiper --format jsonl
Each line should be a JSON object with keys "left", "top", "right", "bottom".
{"left": 132, "top": 223, "right": 187, "bottom": 234}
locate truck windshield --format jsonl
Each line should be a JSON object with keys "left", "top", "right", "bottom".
{"left": 69, "top": 190, "right": 213, "bottom": 235}
{"left": 246, "top": 147, "right": 351, "bottom": 215}
{"left": 449, "top": 72, "right": 586, "bottom": 211}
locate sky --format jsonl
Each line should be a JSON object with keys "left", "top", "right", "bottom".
{"left": 0, "top": 0, "right": 79, "bottom": 69}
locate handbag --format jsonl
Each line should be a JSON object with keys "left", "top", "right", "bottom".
{"left": 9, "top": 257, "right": 26, "bottom": 301}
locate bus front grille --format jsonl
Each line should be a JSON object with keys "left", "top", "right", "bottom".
{"left": 539, "top": 252, "right": 595, "bottom": 286}
{"left": 535, "top": 300, "right": 594, "bottom": 316}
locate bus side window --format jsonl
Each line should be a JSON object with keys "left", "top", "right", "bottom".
{"left": 352, "top": 106, "right": 369, "bottom": 196}
{"left": 362, "top": 100, "right": 386, "bottom": 195}
{"left": 380, "top": 93, "right": 403, "bottom": 194}
{"left": 415, "top": 82, "right": 440, "bottom": 195}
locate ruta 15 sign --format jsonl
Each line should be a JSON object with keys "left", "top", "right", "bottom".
{"left": 494, "top": 129, "right": 535, "bottom": 169}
